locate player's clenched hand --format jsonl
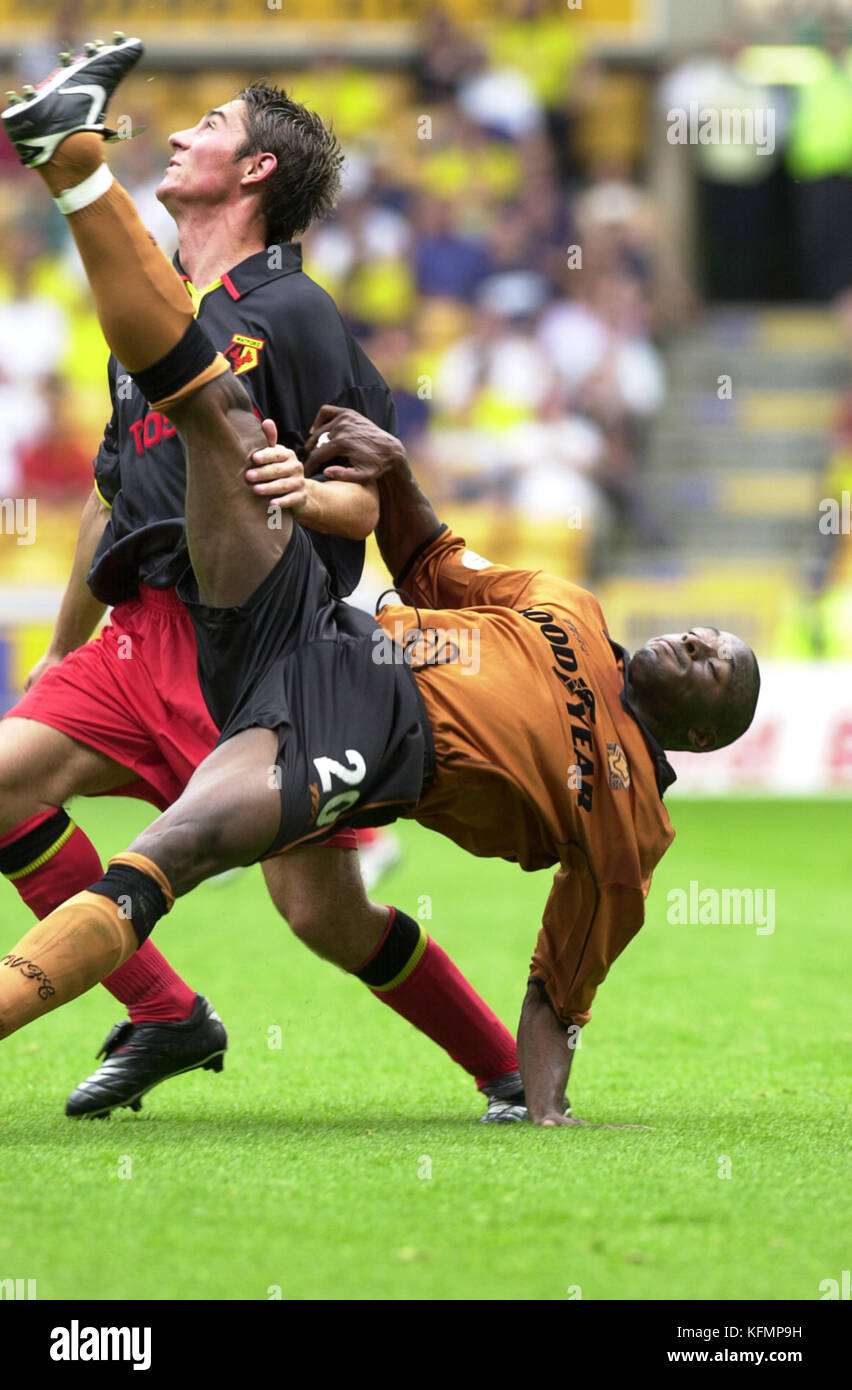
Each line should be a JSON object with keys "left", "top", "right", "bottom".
{"left": 303, "top": 404, "right": 407, "bottom": 482}
{"left": 246, "top": 418, "right": 308, "bottom": 515}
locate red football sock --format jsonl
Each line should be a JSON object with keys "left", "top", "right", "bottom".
{"left": 357, "top": 908, "right": 518, "bottom": 1088}
{"left": 103, "top": 940, "right": 196, "bottom": 1024}
{"left": 0, "top": 809, "right": 102, "bottom": 918}
{"left": 0, "top": 809, "right": 195, "bottom": 1024}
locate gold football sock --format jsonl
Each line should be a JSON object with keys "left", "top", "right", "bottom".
{"left": 0, "top": 891, "right": 139, "bottom": 1040}
{"left": 36, "top": 132, "right": 202, "bottom": 372}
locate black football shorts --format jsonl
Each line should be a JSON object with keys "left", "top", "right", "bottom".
{"left": 179, "top": 525, "right": 432, "bottom": 854}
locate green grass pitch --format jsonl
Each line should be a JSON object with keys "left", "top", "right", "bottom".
{"left": 0, "top": 796, "right": 848, "bottom": 1301}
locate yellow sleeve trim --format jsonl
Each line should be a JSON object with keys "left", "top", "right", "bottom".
{"left": 93, "top": 478, "right": 112, "bottom": 509}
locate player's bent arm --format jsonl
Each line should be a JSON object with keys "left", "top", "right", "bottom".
{"left": 517, "top": 981, "right": 576, "bottom": 1126}
{"left": 303, "top": 404, "right": 440, "bottom": 576}
{"left": 374, "top": 460, "right": 441, "bottom": 580}
{"left": 301, "top": 406, "right": 554, "bottom": 610}
{"left": 523, "top": 872, "right": 647, "bottom": 1123}
{"left": 298, "top": 478, "right": 379, "bottom": 540}
{"left": 49, "top": 487, "right": 110, "bottom": 651}
{"left": 25, "top": 488, "right": 110, "bottom": 690}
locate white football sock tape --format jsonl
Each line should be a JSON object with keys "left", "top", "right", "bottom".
{"left": 54, "top": 162, "right": 113, "bottom": 214}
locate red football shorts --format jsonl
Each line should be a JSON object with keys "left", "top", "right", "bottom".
{"left": 7, "top": 584, "right": 359, "bottom": 849}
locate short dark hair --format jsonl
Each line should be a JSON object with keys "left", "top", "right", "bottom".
{"left": 715, "top": 645, "right": 761, "bottom": 749}
{"left": 234, "top": 82, "right": 343, "bottom": 244}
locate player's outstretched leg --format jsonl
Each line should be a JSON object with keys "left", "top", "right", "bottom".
{"left": 0, "top": 728, "right": 281, "bottom": 1043}
{"left": 3, "top": 41, "right": 288, "bottom": 609}
{"left": 0, "top": 715, "right": 226, "bottom": 1109}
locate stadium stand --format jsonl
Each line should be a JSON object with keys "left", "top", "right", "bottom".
{"left": 1, "top": 2, "right": 850, "bottom": 720}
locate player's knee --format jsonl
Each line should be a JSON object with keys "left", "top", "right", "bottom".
{"left": 285, "top": 905, "right": 355, "bottom": 969}
{"left": 264, "top": 853, "right": 369, "bottom": 948}
{"left": 287, "top": 898, "right": 390, "bottom": 973}
{"left": 170, "top": 368, "right": 256, "bottom": 436}
{"left": 261, "top": 859, "right": 315, "bottom": 940}
{"left": 270, "top": 884, "right": 353, "bottom": 958}
{"left": 264, "top": 868, "right": 327, "bottom": 944}
{"left": 262, "top": 849, "right": 383, "bottom": 966}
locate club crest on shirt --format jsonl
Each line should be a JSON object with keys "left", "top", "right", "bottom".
{"left": 607, "top": 742, "right": 630, "bottom": 790}
{"left": 223, "top": 332, "right": 266, "bottom": 376}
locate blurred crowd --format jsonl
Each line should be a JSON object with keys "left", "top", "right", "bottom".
{"left": 1, "top": 3, "right": 852, "bottom": 609}
{"left": 0, "top": 3, "right": 684, "bottom": 579}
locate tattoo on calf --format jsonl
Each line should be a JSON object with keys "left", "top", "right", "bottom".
{"left": 1, "top": 953, "right": 56, "bottom": 1000}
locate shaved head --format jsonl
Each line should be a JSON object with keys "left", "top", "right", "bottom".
{"left": 713, "top": 642, "right": 760, "bottom": 747}
{"left": 626, "top": 627, "right": 760, "bottom": 753}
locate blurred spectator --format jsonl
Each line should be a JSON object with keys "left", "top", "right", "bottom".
{"left": 0, "top": 230, "right": 67, "bottom": 493}
{"left": 537, "top": 271, "right": 665, "bottom": 422}
{"left": 486, "top": 0, "right": 585, "bottom": 115}
{"left": 659, "top": 38, "right": 788, "bottom": 301}
{"left": 572, "top": 62, "right": 648, "bottom": 178}
{"left": 414, "top": 9, "right": 483, "bottom": 102}
{"left": 416, "top": 105, "right": 524, "bottom": 208}
{"left": 0, "top": 230, "right": 68, "bottom": 384}
{"left": 364, "top": 325, "right": 431, "bottom": 449}
{"left": 305, "top": 182, "right": 416, "bottom": 331}
{"left": 457, "top": 57, "right": 545, "bottom": 142}
{"left": 500, "top": 409, "right": 607, "bottom": 526}
{"left": 573, "top": 165, "right": 697, "bottom": 328}
{"left": 433, "top": 307, "right": 556, "bottom": 427}
{"left": 786, "top": 26, "right": 852, "bottom": 301}
{"left": 15, "top": 375, "right": 94, "bottom": 504}
{"left": 411, "top": 197, "right": 491, "bottom": 300}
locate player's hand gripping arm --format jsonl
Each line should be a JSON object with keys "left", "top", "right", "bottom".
{"left": 301, "top": 405, "right": 544, "bottom": 610}
{"left": 24, "top": 487, "right": 109, "bottom": 690}
{"left": 247, "top": 417, "right": 379, "bottom": 541}
{"left": 301, "top": 404, "right": 440, "bottom": 577}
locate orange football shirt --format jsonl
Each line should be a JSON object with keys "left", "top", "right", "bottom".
{"left": 376, "top": 528, "right": 676, "bottom": 1026}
